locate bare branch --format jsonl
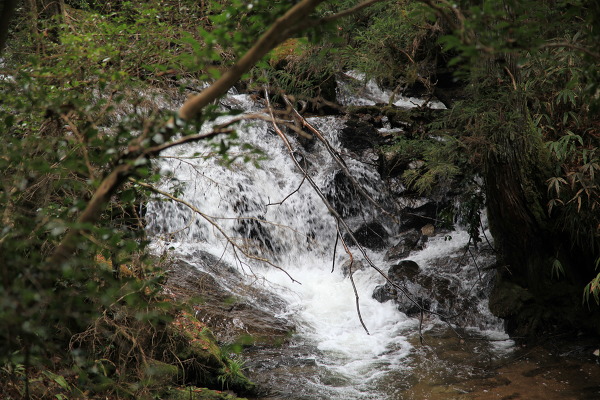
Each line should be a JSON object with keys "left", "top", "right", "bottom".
{"left": 283, "top": 95, "right": 400, "bottom": 224}
{"left": 338, "top": 225, "right": 370, "bottom": 335}
{"left": 267, "top": 176, "right": 307, "bottom": 206}
{"left": 331, "top": 222, "right": 339, "bottom": 273}
{"left": 131, "top": 178, "right": 301, "bottom": 284}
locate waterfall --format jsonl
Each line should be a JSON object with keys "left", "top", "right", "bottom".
{"left": 145, "top": 82, "right": 512, "bottom": 399}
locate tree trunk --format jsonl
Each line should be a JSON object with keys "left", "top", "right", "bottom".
{"left": 483, "top": 79, "right": 600, "bottom": 337}
{"left": 27, "top": 0, "right": 64, "bottom": 46}
{"left": 0, "top": 0, "right": 19, "bottom": 54}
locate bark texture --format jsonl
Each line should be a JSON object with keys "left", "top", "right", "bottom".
{"left": 0, "top": 0, "right": 19, "bottom": 54}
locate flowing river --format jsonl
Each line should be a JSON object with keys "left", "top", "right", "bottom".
{"left": 144, "top": 78, "right": 600, "bottom": 399}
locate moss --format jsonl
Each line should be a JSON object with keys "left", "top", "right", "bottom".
{"left": 270, "top": 38, "right": 310, "bottom": 67}
{"left": 142, "top": 360, "right": 179, "bottom": 388}
{"left": 170, "top": 312, "right": 255, "bottom": 395}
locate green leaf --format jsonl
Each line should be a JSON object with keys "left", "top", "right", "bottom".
{"left": 42, "top": 370, "right": 71, "bottom": 391}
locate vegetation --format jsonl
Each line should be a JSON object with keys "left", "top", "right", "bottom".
{"left": 335, "top": 0, "right": 600, "bottom": 334}
{"left": 0, "top": 0, "right": 599, "bottom": 397}
{"left": 0, "top": 0, "right": 348, "bottom": 397}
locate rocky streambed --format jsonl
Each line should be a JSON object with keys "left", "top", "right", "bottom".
{"left": 148, "top": 76, "right": 600, "bottom": 399}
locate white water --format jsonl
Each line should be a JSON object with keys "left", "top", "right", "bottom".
{"left": 145, "top": 83, "right": 511, "bottom": 399}
{"left": 337, "top": 71, "right": 446, "bottom": 110}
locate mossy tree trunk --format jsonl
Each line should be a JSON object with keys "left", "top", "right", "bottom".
{"left": 481, "top": 64, "right": 600, "bottom": 337}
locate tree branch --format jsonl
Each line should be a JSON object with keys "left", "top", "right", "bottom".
{"left": 47, "top": 0, "right": 387, "bottom": 267}
{"left": 541, "top": 41, "right": 600, "bottom": 60}
{"left": 178, "top": 0, "right": 326, "bottom": 121}
{"left": 132, "top": 178, "right": 301, "bottom": 284}
{"left": 319, "top": 0, "right": 386, "bottom": 23}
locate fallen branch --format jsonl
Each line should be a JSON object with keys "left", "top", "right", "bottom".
{"left": 265, "top": 89, "right": 449, "bottom": 333}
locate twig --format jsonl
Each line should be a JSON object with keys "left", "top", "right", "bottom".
{"left": 503, "top": 66, "right": 518, "bottom": 91}
{"left": 331, "top": 222, "right": 339, "bottom": 273}
{"left": 61, "top": 112, "right": 97, "bottom": 180}
{"left": 266, "top": 176, "right": 306, "bottom": 206}
{"left": 131, "top": 178, "right": 301, "bottom": 284}
{"left": 338, "top": 225, "right": 370, "bottom": 334}
{"left": 283, "top": 95, "right": 400, "bottom": 224}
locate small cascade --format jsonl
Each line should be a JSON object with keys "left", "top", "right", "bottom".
{"left": 145, "top": 80, "right": 512, "bottom": 399}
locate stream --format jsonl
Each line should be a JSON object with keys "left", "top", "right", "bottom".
{"left": 145, "top": 76, "right": 600, "bottom": 399}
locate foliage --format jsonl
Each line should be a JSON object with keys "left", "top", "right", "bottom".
{"left": 1, "top": 2, "right": 174, "bottom": 372}
{"left": 334, "top": 0, "right": 599, "bottom": 312}
{"left": 327, "top": 0, "right": 445, "bottom": 93}
{"left": 254, "top": 38, "right": 339, "bottom": 107}
{"left": 0, "top": 0, "right": 295, "bottom": 396}
{"left": 400, "top": 135, "right": 461, "bottom": 197}
{"left": 423, "top": 0, "right": 599, "bottom": 304}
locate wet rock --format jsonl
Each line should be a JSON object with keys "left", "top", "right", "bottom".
{"left": 488, "top": 280, "right": 534, "bottom": 319}
{"left": 165, "top": 256, "right": 293, "bottom": 345}
{"left": 372, "top": 260, "right": 423, "bottom": 309}
{"left": 385, "top": 230, "right": 422, "bottom": 261}
{"left": 413, "top": 274, "right": 457, "bottom": 309}
{"left": 389, "top": 260, "right": 421, "bottom": 281}
{"left": 402, "top": 296, "right": 432, "bottom": 317}
{"left": 340, "top": 119, "right": 381, "bottom": 153}
{"left": 372, "top": 258, "right": 481, "bottom": 319}
{"left": 400, "top": 201, "right": 439, "bottom": 231}
{"left": 236, "top": 216, "right": 279, "bottom": 253}
{"left": 344, "top": 221, "right": 388, "bottom": 250}
{"left": 324, "top": 170, "right": 361, "bottom": 218}
{"left": 372, "top": 284, "right": 397, "bottom": 303}
{"left": 340, "top": 258, "right": 366, "bottom": 277}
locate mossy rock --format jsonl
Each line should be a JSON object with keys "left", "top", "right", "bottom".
{"left": 143, "top": 360, "right": 179, "bottom": 387}
{"left": 489, "top": 280, "right": 534, "bottom": 319}
{"left": 170, "top": 312, "right": 255, "bottom": 394}
{"left": 165, "top": 386, "right": 248, "bottom": 400}
{"left": 346, "top": 105, "right": 441, "bottom": 130}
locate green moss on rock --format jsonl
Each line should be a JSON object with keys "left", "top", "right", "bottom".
{"left": 143, "top": 360, "right": 180, "bottom": 387}
{"left": 170, "top": 312, "right": 255, "bottom": 395}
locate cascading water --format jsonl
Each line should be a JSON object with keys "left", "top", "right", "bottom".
{"left": 145, "top": 78, "right": 513, "bottom": 399}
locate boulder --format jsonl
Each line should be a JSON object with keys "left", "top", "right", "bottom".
{"left": 165, "top": 256, "right": 293, "bottom": 345}
{"left": 344, "top": 221, "right": 388, "bottom": 250}
{"left": 388, "top": 260, "right": 421, "bottom": 281}
{"left": 385, "top": 230, "right": 422, "bottom": 262}
{"left": 372, "top": 260, "right": 422, "bottom": 307}
{"left": 372, "top": 284, "right": 397, "bottom": 303}
{"left": 372, "top": 259, "right": 465, "bottom": 317}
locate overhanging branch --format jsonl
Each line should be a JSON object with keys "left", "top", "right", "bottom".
{"left": 47, "top": 0, "right": 390, "bottom": 267}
